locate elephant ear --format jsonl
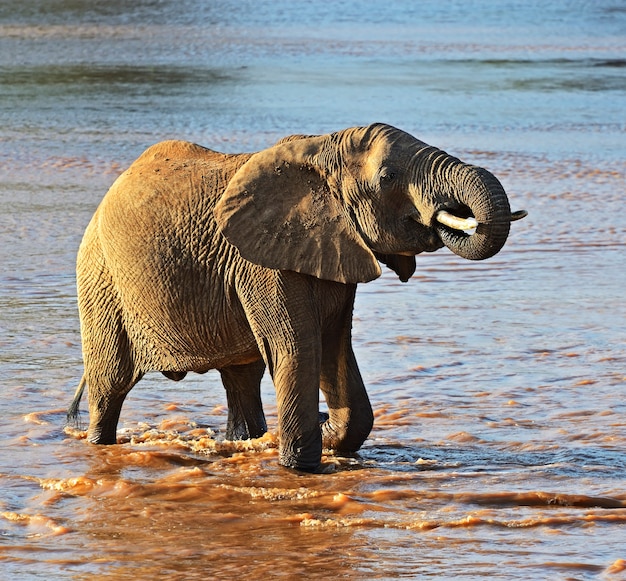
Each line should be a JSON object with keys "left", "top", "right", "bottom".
{"left": 214, "top": 137, "right": 381, "bottom": 284}
{"left": 375, "top": 254, "right": 416, "bottom": 283}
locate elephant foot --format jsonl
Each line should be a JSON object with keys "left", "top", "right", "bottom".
{"left": 225, "top": 410, "right": 268, "bottom": 441}
{"left": 278, "top": 424, "right": 324, "bottom": 473}
{"left": 225, "top": 424, "right": 267, "bottom": 441}
{"left": 86, "top": 425, "right": 118, "bottom": 445}
{"left": 320, "top": 415, "right": 371, "bottom": 454}
{"left": 280, "top": 461, "right": 336, "bottom": 474}
{"left": 314, "top": 462, "right": 337, "bottom": 474}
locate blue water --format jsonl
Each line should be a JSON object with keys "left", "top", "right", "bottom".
{"left": 1, "top": 1, "right": 625, "bottom": 579}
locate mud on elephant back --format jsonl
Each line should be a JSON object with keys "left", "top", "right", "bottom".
{"left": 67, "top": 123, "right": 526, "bottom": 473}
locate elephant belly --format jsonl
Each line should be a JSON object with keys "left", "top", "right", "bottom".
{"left": 139, "top": 328, "right": 261, "bottom": 375}
{"left": 124, "top": 296, "right": 261, "bottom": 375}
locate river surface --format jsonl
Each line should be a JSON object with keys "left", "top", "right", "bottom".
{"left": 1, "top": 1, "right": 625, "bottom": 579}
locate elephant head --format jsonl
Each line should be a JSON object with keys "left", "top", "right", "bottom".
{"left": 215, "top": 123, "right": 525, "bottom": 283}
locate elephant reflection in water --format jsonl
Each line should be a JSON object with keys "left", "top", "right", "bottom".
{"left": 68, "top": 123, "right": 526, "bottom": 472}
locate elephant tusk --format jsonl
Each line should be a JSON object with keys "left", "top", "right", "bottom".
{"left": 435, "top": 211, "right": 478, "bottom": 231}
{"left": 436, "top": 209, "right": 528, "bottom": 230}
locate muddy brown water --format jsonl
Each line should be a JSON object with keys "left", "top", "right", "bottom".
{"left": 1, "top": 1, "right": 625, "bottom": 579}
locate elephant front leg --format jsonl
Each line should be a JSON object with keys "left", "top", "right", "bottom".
{"left": 253, "top": 334, "right": 324, "bottom": 473}
{"left": 240, "top": 271, "right": 327, "bottom": 472}
{"left": 219, "top": 359, "right": 267, "bottom": 440}
{"left": 273, "top": 356, "right": 324, "bottom": 472}
{"left": 320, "top": 325, "right": 374, "bottom": 455}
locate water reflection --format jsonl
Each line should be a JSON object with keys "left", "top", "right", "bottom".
{"left": 1, "top": 65, "right": 238, "bottom": 90}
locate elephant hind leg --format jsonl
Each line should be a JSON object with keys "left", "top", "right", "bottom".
{"left": 85, "top": 357, "right": 143, "bottom": 445}
{"left": 86, "top": 384, "right": 135, "bottom": 444}
{"left": 219, "top": 359, "right": 267, "bottom": 441}
{"left": 79, "top": 295, "right": 143, "bottom": 444}
{"left": 78, "top": 231, "right": 144, "bottom": 445}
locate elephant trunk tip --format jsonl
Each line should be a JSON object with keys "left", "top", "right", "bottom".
{"left": 510, "top": 209, "right": 528, "bottom": 222}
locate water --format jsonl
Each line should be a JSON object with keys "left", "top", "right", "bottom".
{"left": 1, "top": 1, "right": 625, "bottom": 578}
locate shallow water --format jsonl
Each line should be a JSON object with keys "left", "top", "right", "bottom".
{"left": 1, "top": 1, "right": 625, "bottom": 579}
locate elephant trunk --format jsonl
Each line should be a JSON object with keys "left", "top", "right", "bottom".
{"left": 422, "top": 149, "right": 514, "bottom": 261}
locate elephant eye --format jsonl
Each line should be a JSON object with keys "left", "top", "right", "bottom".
{"left": 380, "top": 171, "right": 396, "bottom": 184}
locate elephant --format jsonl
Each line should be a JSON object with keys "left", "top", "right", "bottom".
{"left": 67, "top": 123, "right": 526, "bottom": 472}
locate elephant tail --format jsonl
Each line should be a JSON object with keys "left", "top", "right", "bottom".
{"left": 66, "top": 375, "right": 87, "bottom": 428}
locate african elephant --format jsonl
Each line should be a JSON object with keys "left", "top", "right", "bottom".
{"left": 68, "top": 123, "right": 526, "bottom": 472}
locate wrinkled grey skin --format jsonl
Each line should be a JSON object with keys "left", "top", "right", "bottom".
{"left": 69, "top": 123, "right": 521, "bottom": 472}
